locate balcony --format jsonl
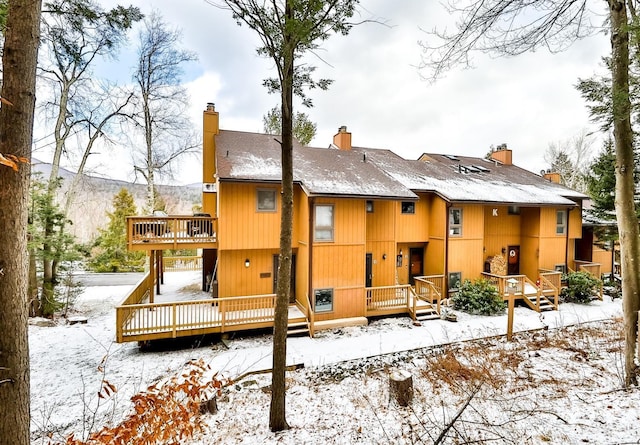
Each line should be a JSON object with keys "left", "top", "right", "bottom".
{"left": 126, "top": 215, "right": 217, "bottom": 251}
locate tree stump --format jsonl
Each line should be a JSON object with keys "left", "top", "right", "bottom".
{"left": 389, "top": 369, "right": 413, "bottom": 407}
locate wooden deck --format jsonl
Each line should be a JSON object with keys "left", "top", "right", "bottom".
{"left": 126, "top": 215, "right": 217, "bottom": 251}
{"left": 116, "top": 271, "right": 446, "bottom": 343}
{"left": 365, "top": 275, "right": 444, "bottom": 321}
{"left": 482, "top": 272, "right": 560, "bottom": 312}
{"left": 116, "top": 272, "right": 307, "bottom": 343}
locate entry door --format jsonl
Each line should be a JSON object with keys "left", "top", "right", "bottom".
{"left": 273, "top": 254, "right": 296, "bottom": 303}
{"left": 365, "top": 253, "right": 373, "bottom": 288}
{"left": 507, "top": 246, "right": 520, "bottom": 275}
{"left": 409, "top": 248, "right": 424, "bottom": 284}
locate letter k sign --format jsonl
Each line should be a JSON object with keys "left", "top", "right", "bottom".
{"left": 492, "top": 208, "right": 498, "bottom": 217}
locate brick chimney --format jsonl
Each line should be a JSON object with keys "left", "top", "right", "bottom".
{"left": 333, "top": 125, "right": 352, "bottom": 150}
{"left": 202, "top": 103, "right": 220, "bottom": 216}
{"left": 490, "top": 143, "right": 512, "bottom": 165}
{"left": 543, "top": 171, "right": 562, "bottom": 184}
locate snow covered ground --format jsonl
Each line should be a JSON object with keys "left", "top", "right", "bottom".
{"left": 29, "top": 271, "right": 638, "bottom": 444}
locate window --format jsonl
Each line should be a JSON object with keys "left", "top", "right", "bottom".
{"left": 314, "top": 288, "right": 333, "bottom": 313}
{"left": 448, "top": 272, "right": 462, "bottom": 292}
{"left": 314, "top": 204, "right": 334, "bottom": 241}
{"left": 556, "top": 209, "right": 566, "bottom": 235}
{"left": 508, "top": 205, "right": 520, "bottom": 215}
{"left": 257, "top": 189, "right": 277, "bottom": 212}
{"left": 366, "top": 200, "right": 374, "bottom": 213}
{"left": 401, "top": 201, "right": 415, "bottom": 214}
{"left": 449, "top": 208, "right": 463, "bottom": 236}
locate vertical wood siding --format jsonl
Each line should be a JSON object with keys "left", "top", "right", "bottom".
{"left": 396, "top": 195, "right": 429, "bottom": 242}
{"left": 218, "top": 249, "right": 279, "bottom": 297}
{"left": 218, "top": 182, "right": 282, "bottom": 250}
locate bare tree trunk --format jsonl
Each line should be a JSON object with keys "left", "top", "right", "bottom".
{"left": 0, "top": 1, "right": 42, "bottom": 444}
{"left": 610, "top": 0, "right": 640, "bottom": 387}
{"left": 269, "top": 0, "right": 294, "bottom": 432}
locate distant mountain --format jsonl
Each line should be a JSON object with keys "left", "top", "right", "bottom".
{"left": 31, "top": 159, "right": 202, "bottom": 243}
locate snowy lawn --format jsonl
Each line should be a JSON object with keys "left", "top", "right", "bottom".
{"left": 28, "top": 272, "right": 638, "bottom": 444}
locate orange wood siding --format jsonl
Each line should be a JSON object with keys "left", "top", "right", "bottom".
{"left": 311, "top": 198, "right": 366, "bottom": 319}
{"left": 538, "top": 237, "right": 568, "bottom": 271}
{"left": 312, "top": 244, "right": 366, "bottom": 318}
{"left": 202, "top": 108, "right": 218, "bottom": 216}
{"left": 448, "top": 239, "right": 484, "bottom": 280}
{"left": 592, "top": 245, "right": 614, "bottom": 275}
{"left": 521, "top": 207, "right": 540, "bottom": 236}
{"left": 520, "top": 236, "right": 540, "bottom": 279}
{"left": 314, "top": 288, "right": 365, "bottom": 321}
{"left": 217, "top": 249, "right": 278, "bottom": 297}
{"left": 366, "top": 200, "right": 395, "bottom": 242}
{"left": 294, "top": 189, "right": 310, "bottom": 304}
{"left": 483, "top": 206, "right": 521, "bottom": 260}
{"left": 569, "top": 206, "right": 582, "bottom": 239}
{"left": 396, "top": 195, "right": 429, "bottom": 242}
{"left": 218, "top": 182, "right": 282, "bottom": 250}
{"left": 426, "top": 196, "right": 447, "bottom": 275}
{"left": 447, "top": 205, "right": 484, "bottom": 280}
{"left": 365, "top": 241, "right": 397, "bottom": 286}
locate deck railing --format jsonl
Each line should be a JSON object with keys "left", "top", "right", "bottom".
{"left": 304, "top": 293, "right": 315, "bottom": 337}
{"left": 116, "top": 272, "right": 153, "bottom": 342}
{"left": 116, "top": 293, "right": 278, "bottom": 342}
{"left": 414, "top": 275, "right": 444, "bottom": 314}
{"left": 574, "top": 261, "right": 604, "bottom": 300}
{"left": 365, "top": 285, "right": 412, "bottom": 314}
{"left": 539, "top": 272, "right": 560, "bottom": 310}
{"left": 163, "top": 256, "right": 202, "bottom": 272}
{"left": 126, "top": 215, "right": 217, "bottom": 250}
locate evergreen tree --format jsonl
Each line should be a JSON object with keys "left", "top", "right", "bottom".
{"left": 28, "top": 175, "right": 80, "bottom": 316}
{"left": 263, "top": 106, "right": 317, "bottom": 145}
{"left": 89, "top": 188, "right": 145, "bottom": 272}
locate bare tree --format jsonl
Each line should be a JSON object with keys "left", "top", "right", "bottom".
{"left": 0, "top": 0, "right": 42, "bottom": 443}
{"left": 131, "top": 11, "right": 199, "bottom": 212}
{"left": 420, "top": 0, "right": 640, "bottom": 387}
{"left": 544, "top": 130, "right": 594, "bottom": 192}
{"left": 210, "top": 0, "right": 362, "bottom": 431}
{"left": 34, "top": 0, "right": 141, "bottom": 315}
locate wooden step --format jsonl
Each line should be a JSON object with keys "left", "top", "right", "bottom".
{"left": 287, "top": 321, "right": 310, "bottom": 337}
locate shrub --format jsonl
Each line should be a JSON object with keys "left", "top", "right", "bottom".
{"left": 452, "top": 278, "right": 506, "bottom": 316}
{"left": 561, "top": 271, "right": 601, "bottom": 303}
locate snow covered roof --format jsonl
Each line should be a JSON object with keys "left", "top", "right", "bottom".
{"left": 215, "top": 130, "right": 586, "bottom": 205}
{"left": 215, "top": 130, "right": 417, "bottom": 200}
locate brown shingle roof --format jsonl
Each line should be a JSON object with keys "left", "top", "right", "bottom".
{"left": 215, "top": 130, "right": 586, "bottom": 206}
{"left": 215, "top": 130, "right": 417, "bottom": 199}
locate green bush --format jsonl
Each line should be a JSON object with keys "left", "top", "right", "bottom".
{"left": 561, "top": 271, "right": 601, "bottom": 303}
{"left": 452, "top": 278, "right": 506, "bottom": 316}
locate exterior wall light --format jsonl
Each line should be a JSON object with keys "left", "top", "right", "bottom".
{"left": 382, "top": 254, "right": 387, "bottom": 260}
{"left": 244, "top": 259, "right": 250, "bottom": 268}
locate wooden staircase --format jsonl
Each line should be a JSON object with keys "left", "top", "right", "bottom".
{"left": 410, "top": 287, "right": 441, "bottom": 321}
{"left": 286, "top": 317, "right": 310, "bottom": 337}
{"left": 522, "top": 293, "right": 556, "bottom": 312}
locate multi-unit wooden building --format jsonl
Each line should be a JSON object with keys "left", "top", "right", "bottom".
{"left": 116, "top": 104, "right": 594, "bottom": 343}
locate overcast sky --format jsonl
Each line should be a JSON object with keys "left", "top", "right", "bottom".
{"left": 83, "top": 0, "right": 610, "bottom": 184}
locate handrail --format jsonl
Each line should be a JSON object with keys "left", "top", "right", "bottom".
{"left": 365, "top": 285, "right": 411, "bottom": 312}
{"left": 163, "top": 256, "right": 202, "bottom": 272}
{"left": 126, "top": 215, "right": 217, "bottom": 249}
{"left": 116, "top": 293, "right": 278, "bottom": 340}
{"left": 414, "top": 275, "right": 444, "bottom": 314}
{"left": 305, "top": 293, "right": 315, "bottom": 337}
{"left": 539, "top": 274, "right": 559, "bottom": 310}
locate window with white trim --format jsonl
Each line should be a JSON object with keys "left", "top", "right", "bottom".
{"left": 314, "top": 204, "right": 334, "bottom": 241}
{"left": 556, "top": 209, "right": 567, "bottom": 235}
{"left": 257, "top": 189, "right": 277, "bottom": 212}
{"left": 449, "top": 208, "right": 463, "bottom": 236}
{"left": 314, "top": 288, "right": 333, "bottom": 312}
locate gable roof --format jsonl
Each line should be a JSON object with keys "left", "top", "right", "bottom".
{"left": 215, "top": 130, "right": 417, "bottom": 200}
{"left": 353, "top": 149, "right": 586, "bottom": 206}
{"left": 215, "top": 130, "right": 586, "bottom": 206}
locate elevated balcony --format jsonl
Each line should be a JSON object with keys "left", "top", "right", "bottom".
{"left": 126, "top": 215, "right": 217, "bottom": 251}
